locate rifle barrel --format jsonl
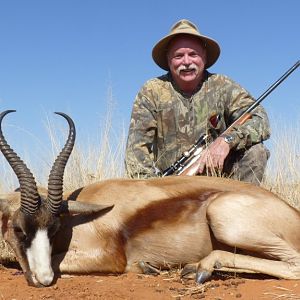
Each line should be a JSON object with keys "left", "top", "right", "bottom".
{"left": 227, "top": 60, "right": 300, "bottom": 131}
{"left": 245, "top": 60, "right": 300, "bottom": 115}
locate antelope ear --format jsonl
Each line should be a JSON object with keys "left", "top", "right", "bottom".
{"left": 60, "top": 200, "right": 114, "bottom": 215}
{"left": 0, "top": 198, "right": 11, "bottom": 216}
{"left": 0, "top": 197, "right": 14, "bottom": 217}
{"left": 0, "top": 198, "right": 13, "bottom": 240}
{"left": 0, "top": 192, "right": 21, "bottom": 216}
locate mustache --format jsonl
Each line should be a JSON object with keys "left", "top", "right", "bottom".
{"left": 177, "top": 64, "right": 199, "bottom": 73}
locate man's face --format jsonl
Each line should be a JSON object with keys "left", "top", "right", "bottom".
{"left": 167, "top": 35, "right": 207, "bottom": 93}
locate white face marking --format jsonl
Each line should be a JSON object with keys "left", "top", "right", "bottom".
{"left": 26, "top": 229, "right": 54, "bottom": 286}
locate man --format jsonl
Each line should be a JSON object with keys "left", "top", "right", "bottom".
{"left": 125, "top": 19, "right": 270, "bottom": 185}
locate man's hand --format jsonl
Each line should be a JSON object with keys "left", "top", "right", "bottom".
{"left": 180, "top": 136, "right": 231, "bottom": 176}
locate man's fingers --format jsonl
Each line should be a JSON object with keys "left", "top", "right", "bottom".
{"left": 197, "top": 162, "right": 206, "bottom": 174}
{"left": 217, "top": 161, "right": 224, "bottom": 170}
{"left": 202, "top": 155, "right": 224, "bottom": 172}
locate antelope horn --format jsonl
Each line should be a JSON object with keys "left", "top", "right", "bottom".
{"left": 0, "top": 110, "right": 40, "bottom": 215}
{"left": 46, "top": 112, "right": 76, "bottom": 215}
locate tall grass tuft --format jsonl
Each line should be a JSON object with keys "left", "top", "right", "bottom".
{"left": 263, "top": 121, "right": 300, "bottom": 209}
{"left": 44, "top": 110, "right": 126, "bottom": 192}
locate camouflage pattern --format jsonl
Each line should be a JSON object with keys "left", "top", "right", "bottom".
{"left": 223, "top": 143, "right": 270, "bottom": 185}
{"left": 125, "top": 71, "right": 271, "bottom": 181}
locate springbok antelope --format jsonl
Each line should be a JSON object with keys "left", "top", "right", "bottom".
{"left": 1, "top": 110, "right": 300, "bottom": 288}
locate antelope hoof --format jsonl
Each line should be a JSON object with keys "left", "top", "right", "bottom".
{"left": 181, "top": 263, "right": 197, "bottom": 279}
{"left": 138, "top": 261, "right": 160, "bottom": 275}
{"left": 195, "top": 269, "right": 212, "bottom": 284}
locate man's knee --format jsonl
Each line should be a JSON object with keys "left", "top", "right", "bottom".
{"left": 225, "top": 143, "right": 270, "bottom": 185}
{"left": 247, "top": 143, "right": 270, "bottom": 169}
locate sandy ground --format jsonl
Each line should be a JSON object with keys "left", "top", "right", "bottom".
{"left": 1, "top": 266, "right": 300, "bottom": 300}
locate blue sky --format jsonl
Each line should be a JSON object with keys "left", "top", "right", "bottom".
{"left": 0, "top": 0, "right": 299, "bottom": 163}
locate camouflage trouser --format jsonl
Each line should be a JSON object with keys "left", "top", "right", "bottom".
{"left": 222, "top": 143, "right": 270, "bottom": 186}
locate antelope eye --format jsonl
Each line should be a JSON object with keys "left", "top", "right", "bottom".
{"left": 13, "top": 226, "right": 26, "bottom": 237}
{"left": 14, "top": 226, "right": 23, "bottom": 233}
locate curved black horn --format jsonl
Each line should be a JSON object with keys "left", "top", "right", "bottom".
{"left": 46, "top": 112, "right": 76, "bottom": 215}
{"left": 0, "top": 110, "right": 40, "bottom": 215}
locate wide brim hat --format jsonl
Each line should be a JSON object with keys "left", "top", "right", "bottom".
{"left": 152, "top": 19, "right": 220, "bottom": 70}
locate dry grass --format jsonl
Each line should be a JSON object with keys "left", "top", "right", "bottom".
{"left": 43, "top": 111, "right": 126, "bottom": 191}
{"left": 0, "top": 240, "right": 16, "bottom": 264}
{"left": 263, "top": 121, "right": 300, "bottom": 209}
{"left": 263, "top": 286, "right": 300, "bottom": 300}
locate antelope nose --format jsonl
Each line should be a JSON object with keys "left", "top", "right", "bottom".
{"left": 37, "top": 270, "right": 54, "bottom": 287}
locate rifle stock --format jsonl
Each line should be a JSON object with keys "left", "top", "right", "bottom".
{"left": 163, "top": 61, "right": 300, "bottom": 177}
{"left": 222, "top": 112, "right": 252, "bottom": 135}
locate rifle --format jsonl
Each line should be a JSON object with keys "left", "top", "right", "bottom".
{"left": 162, "top": 60, "right": 300, "bottom": 177}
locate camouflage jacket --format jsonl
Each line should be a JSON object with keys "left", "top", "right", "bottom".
{"left": 125, "top": 71, "right": 271, "bottom": 178}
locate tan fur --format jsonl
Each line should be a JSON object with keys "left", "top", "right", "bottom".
{"left": 3, "top": 176, "right": 300, "bottom": 281}
{"left": 56, "top": 176, "right": 300, "bottom": 279}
